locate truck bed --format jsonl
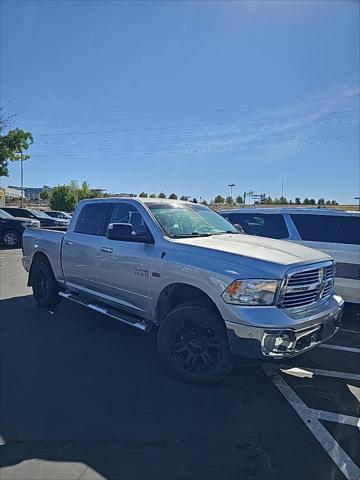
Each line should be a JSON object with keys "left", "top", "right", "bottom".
{"left": 22, "top": 227, "right": 66, "bottom": 282}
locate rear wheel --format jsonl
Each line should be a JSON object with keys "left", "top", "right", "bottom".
{"left": 31, "top": 258, "right": 62, "bottom": 307}
{"left": 1, "top": 229, "right": 21, "bottom": 248}
{"left": 157, "top": 301, "right": 233, "bottom": 383}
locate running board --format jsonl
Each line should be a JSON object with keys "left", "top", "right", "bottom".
{"left": 58, "top": 291, "right": 151, "bottom": 332}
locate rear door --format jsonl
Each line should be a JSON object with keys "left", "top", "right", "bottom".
{"left": 95, "top": 202, "right": 155, "bottom": 317}
{"left": 289, "top": 214, "right": 360, "bottom": 303}
{"left": 61, "top": 202, "right": 112, "bottom": 293}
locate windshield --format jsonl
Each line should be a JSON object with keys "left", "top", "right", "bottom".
{"left": 148, "top": 203, "right": 240, "bottom": 238}
{"left": 29, "top": 209, "right": 52, "bottom": 219}
{"left": 0, "top": 209, "right": 13, "bottom": 220}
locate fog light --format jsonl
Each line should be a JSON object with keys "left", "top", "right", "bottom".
{"left": 262, "top": 331, "right": 296, "bottom": 356}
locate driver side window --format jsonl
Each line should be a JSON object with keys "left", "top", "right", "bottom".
{"left": 109, "top": 203, "right": 148, "bottom": 235}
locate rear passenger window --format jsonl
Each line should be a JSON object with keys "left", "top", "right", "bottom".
{"left": 74, "top": 203, "right": 111, "bottom": 236}
{"left": 290, "top": 214, "right": 360, "bottom": 245}
{"left": 226, "top": 213, "right": 288, "bottom": 239}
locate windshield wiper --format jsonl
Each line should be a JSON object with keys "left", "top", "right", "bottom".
{"left": 211, "top": 230, "right": 240, "bottom": 235}
{"left": 172, "top": 232, "right": 213, "bottom": 238}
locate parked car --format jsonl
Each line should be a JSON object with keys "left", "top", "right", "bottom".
{"left": 219, "top": 207, "right": 360, "bottom": 304}
{"left": 0, "top": 208, "right": 40, "bottom": 248}
{"left": 46, "top": 210, "right": 72, "bottom": 220}
{"left": 22, "top": 199, "right": 343, "bottom": 383}
{"left": 2, "top": 207, "right": 69, "bottom": 229}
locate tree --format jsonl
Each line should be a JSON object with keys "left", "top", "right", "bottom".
{"left": 331, "top": 200, "right": 339, "bottom": 205}
{"left": 226, "top": 196, "right": 233, "bottom": 205}
{"left": 78, "top": 181, "right": 91, "bottom": 201}
{"left": 201, "top": 200, "right": 208, "bottom": 205}
{"left": 40, "top": 189, "right": 51, "bottom": 201}
{"left": 235, "top": 195, "right": 243, "bottom": 204}
{"left": 214, "top": 195, "right": 225, "bottom": 204}
{"left": 303, "top": 197, "right": 310, "bottom": 205}
{"left": 309, "top": 198, "right": 316, "bottom": 205}
{"left": 263, "top": 196, "right": 273, "bottom": 205}
{"left": 180, "top": 195, "right": 188, "bottom": 201}
{"left": 318, "top": 198, "right": 325, "bottom": 205}
{"left": 49, "top": 185, "right": 77, "bottom": 212}
{"left": 168, "top": 193, "right": 177, "bottom": 200}
{"left": 139, "top": 192, "right": 148, "bottom": 198}
{"left": 295, "top": 197, "right": 301, "bottom": 205}
{"left": 149, "top": 193, "right": 157, "bottom": 198}
{"left": 326, "top": 200, "right": 331, "bottom": 205}
{"left": 158, "top": 192, "right": 166, "bottom": 199}
{"left": 192, "top": 198, "right": 198, "bottom": 203}
{"left": 279, "top": 196, "right": 288, "bottom": 204}
{"left": 0, "top": 124, "right": 33, "bottom": 177}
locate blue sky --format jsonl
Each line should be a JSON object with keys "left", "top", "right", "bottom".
{"left": 1, "top": 0, "right": 359, "bottom": 203}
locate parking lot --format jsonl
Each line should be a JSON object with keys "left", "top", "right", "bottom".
{"left": 0, "top": 248, "right": 359, "bottom": 480}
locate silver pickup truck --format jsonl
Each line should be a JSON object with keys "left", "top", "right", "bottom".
{"left": 22, "top": 198, "right": 344, "bottom": 383}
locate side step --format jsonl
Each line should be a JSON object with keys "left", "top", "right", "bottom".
{"left": 58, "top": 291, "right": 152, "bottom": 332}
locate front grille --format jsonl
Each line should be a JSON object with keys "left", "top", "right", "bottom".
{"left": 280, "top": 262, "right": 335, "bottom": 309}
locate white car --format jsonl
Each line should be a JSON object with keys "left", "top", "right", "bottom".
{"left": 219, "top": 207, "right": 360, "bottom": 304}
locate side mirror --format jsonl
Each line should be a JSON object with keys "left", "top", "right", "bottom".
{"left": 234, "top": 223, "right": 246, "bottom": 234}
{"left": 106, "top": 223, "right": 154, "bottom": 244}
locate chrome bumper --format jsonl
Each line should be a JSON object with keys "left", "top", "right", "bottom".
{"left": 225, "top": 294, "right": 344, "bottom": 359}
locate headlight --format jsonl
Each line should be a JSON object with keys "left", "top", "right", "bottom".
{"left": 222, "top": 279, "right": 279, "bottom": 305}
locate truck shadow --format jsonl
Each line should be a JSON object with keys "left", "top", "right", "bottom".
{"left": 0, "top": 294, "right": 274, "bottom": 480}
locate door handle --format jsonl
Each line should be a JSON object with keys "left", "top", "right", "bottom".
{"left": 65, "top": 240, "right": 74, "bottom": 246}
{"left": 101, "top": 246, "right": 114, "bottom": 253}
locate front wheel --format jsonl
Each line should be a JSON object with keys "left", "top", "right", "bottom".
{"left": 31, "top": 258, "right": 62, "bottom": 307}
{"left": 157, "top": 301, "right": 233, "bottom": 384}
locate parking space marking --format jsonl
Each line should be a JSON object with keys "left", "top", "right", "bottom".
{"left": 280, "top": 365, "right": 360, "bottom": 382}
{"left": 312, "top": 409, "right": 360, "bottom": 430}
{"left": 341, "top": 329, "right": 360, "bottom": 335}
{"left": 264, "top": 364, "right": 360, "bottom": 480}
{"left": 319, "top": 344, "right": 360, "bottom": 354}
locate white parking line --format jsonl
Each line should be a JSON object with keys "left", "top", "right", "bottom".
{"left": 341, "top": 328, "right": 360, "bottom": 335}
{"left": 313, "top": 409, "right": 360, "bottom": 430}
{"left": 264, "top": 364, "right": 360, "bottom": 480}
{"left": 319, "top": 344, "right": 360, "bottom": 354}
{"left": 280, "top": 365, "right": 360, "bottom": 382}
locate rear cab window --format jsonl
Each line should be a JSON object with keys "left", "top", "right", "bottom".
{"left": 224, "top": 213, "right": 289, "bottom": 239}
{"left": 290, "top": 214, "right": 360, "bottom": 245}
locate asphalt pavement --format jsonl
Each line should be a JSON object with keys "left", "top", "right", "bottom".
{"left": 0, "top": 248, "right": 359, "bottom": 480}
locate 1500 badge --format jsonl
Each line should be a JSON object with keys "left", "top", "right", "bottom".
{"left": 134, "top": 268, "right": 149, "bottom": 279}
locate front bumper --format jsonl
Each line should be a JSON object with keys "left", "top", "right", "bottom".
{"left": 224, "top": 294, "right": 344, "bottom": 359}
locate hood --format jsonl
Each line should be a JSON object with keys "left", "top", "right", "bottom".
{"left": 172, "top": 233, "right": 331, "bottom": 266}
{"left": 8, "top": 216, "right": 40, "bottom": 223}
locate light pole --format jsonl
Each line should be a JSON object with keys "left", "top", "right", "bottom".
{"left": 355, "top": 197, "right": 360, "bottom": 211}
{"left": 20, "top": 151, "right": 24, "bottom": 208}
{"left": 228, "top": 183, "right": 236, "bottom": 201}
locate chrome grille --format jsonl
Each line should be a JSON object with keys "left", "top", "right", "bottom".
{"left": 280, "top": 262, "right": 335, "bottom": 309}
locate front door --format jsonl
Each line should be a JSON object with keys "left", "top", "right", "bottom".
{"left": 95, "top": 202, "right": 155, "bottom": 317}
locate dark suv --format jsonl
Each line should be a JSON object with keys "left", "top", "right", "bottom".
{"left": 2, "top": 207, "right": 69, "bottom": 229}
{"left": 0, "top": 209, "right": 40, "bottom": 248}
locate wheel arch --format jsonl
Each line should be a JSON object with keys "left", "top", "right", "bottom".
{"left": 154, "top": 282, "right": 222, "bottom": 326}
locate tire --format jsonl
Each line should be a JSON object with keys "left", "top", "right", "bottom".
{"left": 31, "top": 258, "right": 62, "bottom": 307}
{"left": 157, "top": 301, "right": 233, "bottom": 384}
{"left": 1, "top": 229, "right": 21, "bottom": 248}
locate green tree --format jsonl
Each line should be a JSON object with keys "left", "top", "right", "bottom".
{"left": 180, "top": 195, "right": 188, "bottom": 201}
{"left": 78, "top": 181, "right": 91, "bottom": 200}
{"left": 139, "top": 192, "right": 148, "bottom": 198}
{"left": 40, "top": 189, "right": 51, "bottom": 201}
{"left": 309, "top": 198, "right": 316, "bottom": 205}
{"left": 158, "top": 192, "right": 166, "bottom": 199}
{"left": 168, "top": 193, "right": 177, "bottom": 200}
{"left": 226, "top": 196, "right": 233, "bottom": 205}
{"left": 331, "top": 200, "right": 339, "bottom": 205}
{"left": 318, "top": 198, "right": 325, "bottom": 205}
{"left": 235, "top": 195, "right": 243, "bottom": 204}
{"left": 303, "top": 197, "right": 310, "bottom": 205}
{"left": 263, "top": 196, "right": 273, "bottom": 205}
{"left": 149, "top": 193, "right": 157, "bottom": 198}
{"left": 279, "top": 196, "right": 288, "bottom": 204}
{"left": 214, "top": 195, "right": 225, "bottom": 204}
{"left": 0, "top": 121, "right": 33, "bottom": 177}
{"left": 49, "top": 185, "right": 77, "bottom": 212}
{"left": 201, "top": 200, "right": 208, "bottom": 205}
{"left": 326, "top": 200, "right": 331, "bottom": 205}
{"left": 295, "top": 197, "right": 301, "bottom": 205}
